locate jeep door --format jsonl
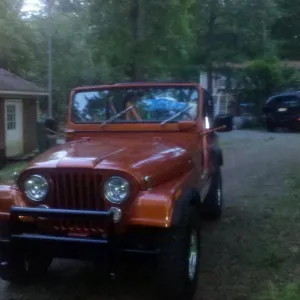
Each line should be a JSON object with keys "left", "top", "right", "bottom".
{"left": 196, "top": 89, "right": 215, "bottom": 199}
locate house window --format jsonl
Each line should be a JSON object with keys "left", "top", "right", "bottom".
{"left": 6, "top": 105, "right": 16, "bottom": 130}
{"left": 218, "top": 77, "right": 227, "bottom": 89}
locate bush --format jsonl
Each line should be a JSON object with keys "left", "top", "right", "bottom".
{"left": 233, "top": 57, "right": 300, "bottom": 115}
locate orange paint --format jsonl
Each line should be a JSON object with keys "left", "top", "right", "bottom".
{"left": 0, "top": 82, "right": 225, "bottom": 231}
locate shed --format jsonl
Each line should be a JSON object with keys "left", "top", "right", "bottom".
{"left": 0, "top": 69, "right": 48, "bottom": 164}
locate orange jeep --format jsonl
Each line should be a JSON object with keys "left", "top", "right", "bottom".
{"left": 0, "top": 82, "right": 232, "bottom": 299}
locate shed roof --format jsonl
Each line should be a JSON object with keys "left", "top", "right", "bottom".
{"left": 0, "top": 69, "right": 48, "bottom": 96}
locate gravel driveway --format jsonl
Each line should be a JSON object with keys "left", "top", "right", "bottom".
{"left": 222, "top": 129, "right": 300, "bottom": 206}
{"left": 1, "top": 129, "right": 300, "bottom": 300}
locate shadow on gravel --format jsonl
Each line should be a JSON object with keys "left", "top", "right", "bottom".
{"left": 4, "top": 255, "right": 158, "bottom": 300}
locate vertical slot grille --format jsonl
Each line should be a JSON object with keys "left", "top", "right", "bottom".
{"left": 49, "top": 170, "right": 104, "bottom": 233}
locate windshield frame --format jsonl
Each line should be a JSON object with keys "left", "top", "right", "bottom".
{"left": 70, "top": 84, "right": 201, "bottom": 127}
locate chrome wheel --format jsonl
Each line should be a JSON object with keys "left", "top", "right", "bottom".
{"left": 188, "top": 231, "right": 198, "bottom": 281}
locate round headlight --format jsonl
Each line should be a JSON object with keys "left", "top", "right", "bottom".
{"left": 24, "top": 175, "right": 49, "bottom": 202}
{"left": 104, "top": 176, "right": 130, "bottom": 204}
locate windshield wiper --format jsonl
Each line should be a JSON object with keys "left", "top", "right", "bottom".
{"left": 99, "top": 105, "right": 135, "bottom": 128}
{"left": 160, "top": 105, "right": 193, "bottom": 125}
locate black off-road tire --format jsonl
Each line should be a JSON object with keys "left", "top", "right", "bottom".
{"left": 156, "top": 207, "right": 201, "bottom": 300}
{"left": 0, "top": 256, "right": 26, "bottom": 284}
{"left": 1, "top": 255, "right": 52, "bottom": 284}
{"left": 26, "top": 255, "right": 53, "bottom": 278}
{"left": 202, "top": 167, "right": 223, "bottom": 220}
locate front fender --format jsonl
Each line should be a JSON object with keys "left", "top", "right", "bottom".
{"left": 128, "top": 170, "right": 197, "bottom": 228}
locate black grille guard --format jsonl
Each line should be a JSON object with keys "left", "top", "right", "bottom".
{"left": 9, "top": 206, "right": 115, "bottom": 244}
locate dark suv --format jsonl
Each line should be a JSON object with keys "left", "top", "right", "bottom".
{"left": 262, "top": 91, "right": 300, "bottom": 131}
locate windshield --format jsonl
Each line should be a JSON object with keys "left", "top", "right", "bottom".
{"left": 71, "top": 86, "right": 199, "bottom": 124}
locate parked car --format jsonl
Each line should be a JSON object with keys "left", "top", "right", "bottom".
{"left": 262, "top": 91, "right": 300, "bottom": 131}
{"left": 0, "top": 82, "right": 232, "bottom": 300}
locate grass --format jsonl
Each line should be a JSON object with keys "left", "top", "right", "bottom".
{"left": 258, "top": 282, "right": 300, "bottom": 300}
{"left": 0, "top": 161, "right": 28, "bottom": 184}
{"left": 199, "top": 174, "right": 300, "bottom": 300}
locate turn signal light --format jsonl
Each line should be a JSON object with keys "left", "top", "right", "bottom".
{"left": 18, "top": 216, "right": 34, "bottom": 222}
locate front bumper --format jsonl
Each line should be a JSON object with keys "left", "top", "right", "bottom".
{"left": 0, "top": 207, "right": 118, "bottom": 262}
{"left": 265, "top": 115, "right": 300, "bottom": 127}
{"left": 0, "top": 207, "right": 159, "bottom": 265}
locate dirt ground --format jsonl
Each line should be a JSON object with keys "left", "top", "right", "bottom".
{"left": 1, "top": 129, "right": 300, "bottom": 300}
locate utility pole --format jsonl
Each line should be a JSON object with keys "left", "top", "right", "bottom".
{"left": 47, "top": 0, "right": 54, "bottom": 118}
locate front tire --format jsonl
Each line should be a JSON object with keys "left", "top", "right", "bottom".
{"left": 0, "top": 255, "right": 52, "bottom": 284}
{"left": 0, "top": 256, "right": 26, "bottom": 284}
{"left": 157, "top": 207, "right": 201, "bottom": 300}
{"left": 25, "top": 255, "right": 52, "bottom": 278}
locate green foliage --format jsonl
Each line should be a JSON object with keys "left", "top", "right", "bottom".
{"left": 235, "top": 59, "right": 281, "bottom": 94}
{"left": 25, "top": 1, "right": 95, "bottom": 121}
{"left": 0, "top": 0, "right": 300, "bottom": 122}
{"left": 257, "top": 282, "right": 300, "bottom": 300}
{"left": 233, "top": 57, "right": 300, "bottom": 113}
{"left": 272, "top": 0, "right": 300, "bottom": 59}
{"left": 0, "top": 0, "right": 34, "bottom": 73}
{"left": 88, "top": 0, "right": 197, "bottom": 81}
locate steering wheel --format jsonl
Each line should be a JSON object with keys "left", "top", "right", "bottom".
{"left": 109, "top": 98, "right": 117, "bottom": 115}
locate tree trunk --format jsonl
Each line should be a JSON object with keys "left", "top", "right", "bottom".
{"left": 205, "top": 0, "right": 217, "bottom": 94}
{"left": 207, "top": 64, "right": 213, "bottom": 94}
{"left": 129, "top": 0, "right": 145, "bottom": 81}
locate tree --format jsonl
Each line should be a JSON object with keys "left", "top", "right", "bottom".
{"left": 272, "top": 0, "right": 300, "bottom": 59}
{"left": 24, "top": 0, "right": 95, "bottom": 119}
{"left": 0, "top": 0, "right": 33, "bottom": 74}
{"left": 0, "top": 0, "right": 293, "bottom": 122}
{"left": 88, "top": 0, "right": 197, "bottom": 81}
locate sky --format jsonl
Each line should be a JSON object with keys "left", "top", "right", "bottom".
{"left": 22, "top": 0, "right": 41, "bottom": 12}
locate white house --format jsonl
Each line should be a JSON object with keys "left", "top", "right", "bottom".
{"left": 199, "top": 71, "right": 236, "bottom": 116}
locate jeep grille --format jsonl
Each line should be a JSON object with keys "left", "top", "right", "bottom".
{"left": 50, "top": 169, "right": 105, "bottom": 233}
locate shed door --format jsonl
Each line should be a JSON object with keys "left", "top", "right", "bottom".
{"left": 5, "top": 100, "right": 23, "bottom": 157}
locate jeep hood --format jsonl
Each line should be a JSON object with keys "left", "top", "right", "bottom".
{"left": 27, "top": 138, "right": 192, "bottom": 189}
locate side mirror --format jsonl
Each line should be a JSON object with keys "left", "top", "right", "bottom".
{"left": 213, "top": 114, "right": 233, "bottom": 132}
{"left": 44, "top": 118, "right": 58, "bottom": 135}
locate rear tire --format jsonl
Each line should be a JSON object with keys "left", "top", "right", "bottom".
{"left": 157, "top": 207, "right": 201, "bottom": 300}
